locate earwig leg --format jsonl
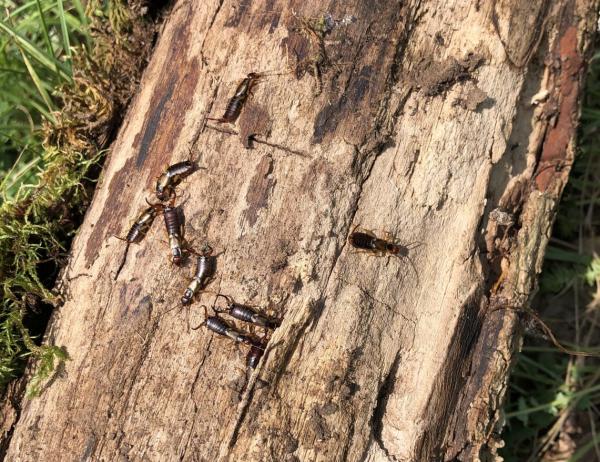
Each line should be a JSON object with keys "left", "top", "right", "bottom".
{"left": 111, "top": 234, "right": 128, "bottom": 242}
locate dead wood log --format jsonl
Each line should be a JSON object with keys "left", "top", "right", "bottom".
{"left": 2, "top": 0, "right": 598, "bottom": 461}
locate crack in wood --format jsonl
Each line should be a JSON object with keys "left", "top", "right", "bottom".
{"left": 205, "top": 123, "right": 311, "bottom": 158}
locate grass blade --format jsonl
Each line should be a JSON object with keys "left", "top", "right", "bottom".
{"left": 17, "top": 47, "right": 57, "bottom": 122}
{"left": 33, "top": 0, "right": 55, "bottom": 65}
{"left": 56, "top": 0, "right": 72, "bottom": 65}
{"left": 0, "top": 20, "right": 71, "bottom": 82}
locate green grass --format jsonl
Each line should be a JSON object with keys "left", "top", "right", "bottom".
{"left": 501, "top": 50, "right": 600, "bottom": 462}
{"left": 0, "top": 0, "right": 152, "bottom": 396}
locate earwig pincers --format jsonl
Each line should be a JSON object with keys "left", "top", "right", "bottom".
{"left": 181, "top": 246, "right": 214, "bottom": 305}
{"left": 155, "top": 160, "right": 197, "bottom": 201}
{"left": 214, "top": 294, "right": 280, "bottom": 329}
{"left": 114, "top": 203, "right": 162, "bottom": 280}
{"left": 208, "top": 73, "right": 261, "bottom": 124}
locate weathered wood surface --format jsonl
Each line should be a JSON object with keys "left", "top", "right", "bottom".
{"left": 3, "top": 0, "right": 598, "bottom": 460}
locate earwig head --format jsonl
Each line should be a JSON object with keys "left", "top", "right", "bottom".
{"left": 172, "top": 255, "right": 183, "bottom": 265}
{"left": 247, "top": 72, "right": 260, "bottom": 79}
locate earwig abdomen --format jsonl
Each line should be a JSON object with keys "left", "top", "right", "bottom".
{"left": 220, "top": 97, "right": 244, "bottom": 123}
{"left": 156, "top": 160, "right": 196, "bottom": 201}
{"left": 348, "top": 232, "right": 377, "bottom": 251}
{"left": 180, "top": 253, "right": 213, "bottom": 305}
{"left": 195, "top": 254, "right": 213, "bottom": 283}
{"left": 206, "top": 316, "right": 230, "bottom": 336}
{"left": 246, "top": 344, "right": 264, "bottom": 369}
{"left": 168, "top": 160, "right": 195, "bottom": 176}
{"left": 230, "top": 303, "right": 279, "bottom": 329}
{"left": 215, "top": 73, "right": 260, "bottom": 124}
{"left": 229, "top": 304, "right": 258, "bottom": 324}
{"left": 126, "top": 206, "right": 160, "bottom": 243}
{"left": 163, "top": 206, "right": 184, "bottom": 264}
{"left": 163, "top": 206, "right": 181, "bottom": 236}
{"left": 205, "top": 316, "right": 254, "bottom": 345}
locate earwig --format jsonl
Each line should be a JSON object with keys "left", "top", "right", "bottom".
{"left": 162, "top": 203, "right": 185, "bottom": 265}
{"left": 246, "top": 343, "right": 265, "bottom": 369}
{"left": 126, "top": 204, "right": 162, "bottom": 244}
{"left": 348, "top": 229, "right": 408, "bottom": 257}
{"left": 155, "top": 160, "right": 196, "bottom": 201}
{"left": 208, "top": 73, "right": 261, "bottom": 124}
{"left": 201, "top": 316, "right": 261, "bottom": 347}
{"left": 214, "top": 294, "right": 280, "bottom": 329}
{"left": 192, "top": 305, "right": 264, "bottom": 348}
{"left": 114, "top": 204, "right": 162, "bottom": 280}
{"left": 181, "top": 247, "right": 214, "bottom": 305}
{"left": 347, "top": 227, "right": 421, "bottom": 279}
{"left": 348, "top": 231, "right": 404, "bottom": 255}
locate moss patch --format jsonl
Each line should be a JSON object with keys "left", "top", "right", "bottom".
{"left": 0, "top": 0, "right": 158, "bottom": 397}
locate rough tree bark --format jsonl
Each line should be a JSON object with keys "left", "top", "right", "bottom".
{"left": 2, "top": 0, "right": 598, "bottom": 461}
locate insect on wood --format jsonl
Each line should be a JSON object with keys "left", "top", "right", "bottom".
{"left": 213, "top": 293, "right": 280, "bottom": 329}
{"left": 113, "top": 203, "right": 163, "bottom": 280}
{"left": 347, "top": 226, "right": 421, "bottom": 278}
{"left": 208, "top": 73, "right": 261, "bottom": 124}
{"left": 181, "top": 246, "right": 215, "bottom": 305}
{"left": 162, "top": 200, "right": 186, "bottom": 265}
{"left": 155, "top": 160, "right": 197, "bottom": 201}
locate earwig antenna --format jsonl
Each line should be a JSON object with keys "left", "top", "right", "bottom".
{"left": 113, "top": 242, "right": 130, "bottom": 281}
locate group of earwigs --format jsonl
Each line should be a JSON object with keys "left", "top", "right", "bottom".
{"left": 114, "top": 71, "right": 286, "bottom": 372}
{"left": 114, "top": 160, "right": 198, "bottom": 280}
{"left": 191, "top": 294, "right": 280, "bottom": 369}
{"left": 115, "top": 70, "right": 417, "bottom": 374}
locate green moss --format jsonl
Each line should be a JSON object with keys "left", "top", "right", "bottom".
{"left": 0, "top": 0, "right": 154, "bottom": 395}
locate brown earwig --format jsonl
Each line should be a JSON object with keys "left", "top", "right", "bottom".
{"left": 347, "top": 227, "right": 421, "bottom": 280}
{"left": 208, "top": 73, "right": 261, "bottom": 124}
{"left": 162, "top": 202, "right": 185, "bottom": 265}
{"left": 114, "top": 203, "right": 162, "bottom": 280}
{"left": 155, "top": 160, "right": 197, "bottom": 201}
{"left": 214, "top": 294, "right": 280, "bottom": 329}
{"left": 181, "top": 246, "right": 214, "bottom": 305}
{"left": 192, "top": 305, "right": 264, "bottom": 350}
{"left": 125, "top": 204, "right": 162, "bottom": 243}
{"left": 348, "top": 231, "right": 406, "bottom": 256}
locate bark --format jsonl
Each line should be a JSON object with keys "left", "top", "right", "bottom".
{"left": 2, "top": 0, "right": 598, "bottom": 461}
